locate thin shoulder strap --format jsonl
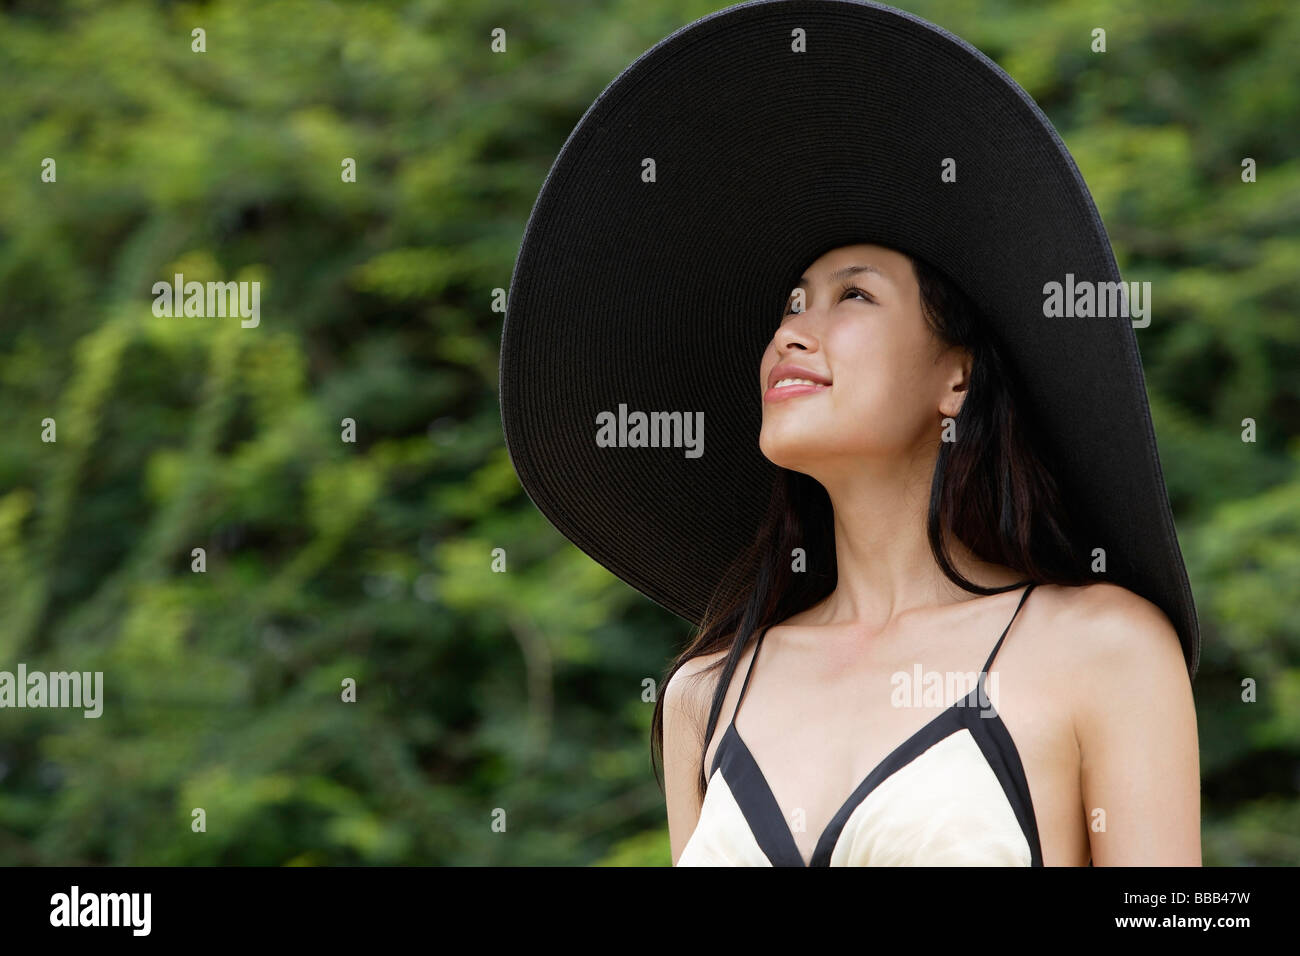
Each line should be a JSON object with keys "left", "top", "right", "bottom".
{"left": 980, "top": 582, "right": 1037, "bottom": 682}
{"left": 698, "top": 625, "right": 772, "bottom": 789}
{"left": 728, "top": 625, "right": 771, "bottom": 729}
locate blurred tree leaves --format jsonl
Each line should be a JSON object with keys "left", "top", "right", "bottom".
{"left": 0, "top": 0, "right": 1296, "bottom": 866}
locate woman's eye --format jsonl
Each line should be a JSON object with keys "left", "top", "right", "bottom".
{"left": 784, "top": 286, "right": 872, "bottom": 315}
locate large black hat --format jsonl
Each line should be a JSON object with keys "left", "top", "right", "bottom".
{"left": 499, "top": 0, "right": 1200, "bottom": 677}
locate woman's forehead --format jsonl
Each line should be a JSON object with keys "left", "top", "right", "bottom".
{"left": 797, "top": 244, "right": 913, "bottom": 286}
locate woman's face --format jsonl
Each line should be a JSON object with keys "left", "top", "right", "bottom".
{"left": 758, "top": 243, "right": 969, "bottom": 474}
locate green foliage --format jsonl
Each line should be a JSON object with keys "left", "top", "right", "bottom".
{"left": 0, "top": 0, "right": 1296, "bottom": 865}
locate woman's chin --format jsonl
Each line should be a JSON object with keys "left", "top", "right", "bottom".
{"left": 759, "top": 436, "right": 828, "bottom": 472}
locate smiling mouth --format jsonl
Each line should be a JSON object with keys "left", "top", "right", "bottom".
{"left": 771, "top": 378, "right": 827, "bottom": 389}
{"left": 764, "top": 378, "right": 831, "bottom": 402}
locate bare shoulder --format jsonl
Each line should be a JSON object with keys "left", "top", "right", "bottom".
{"left": 1031, "top": 584, "right": 1201, "bottom": 863}
{"left": 663, "top": 646, "right": 730, "bottom": 729}
{"left": 663, "top": 644, "right": 734, "bottom": 863}
{"left": 663, "top": 642, "right": 743, "bottom": 783}
{"left": 1030, "top": 582, "right": 1186, "bottom": 675}
{"left": 1028, "top": 582, "right": 1193, "bottom": 731}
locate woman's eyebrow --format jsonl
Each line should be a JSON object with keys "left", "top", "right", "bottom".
{"left": 795, "top": 264, "right": 889, "bottom": 287}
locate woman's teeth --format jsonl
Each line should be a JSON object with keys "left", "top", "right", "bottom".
{"left": 773, "top": 378, "right": 825, "bottom": 388}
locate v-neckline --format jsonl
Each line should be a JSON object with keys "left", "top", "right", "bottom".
{"left": 705, "top": 582, "right": 1039, "bottom": 866}
{"left": 716, "top": 683, "right": 987, "bottom": 867}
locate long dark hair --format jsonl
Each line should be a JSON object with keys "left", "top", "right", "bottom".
{"left": 650, "top": 252, "right": 1094, "bottom": 806}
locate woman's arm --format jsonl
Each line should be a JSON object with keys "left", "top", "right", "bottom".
{"left": 1071, "top": 583, "right": 1202, "bottom": 865}
{"left": 663, "top": 654, "right": 722, "bottom": 865}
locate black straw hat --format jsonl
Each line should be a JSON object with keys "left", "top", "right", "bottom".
{"left": 499, "top": 0, "right": 1200, "bottom": 678}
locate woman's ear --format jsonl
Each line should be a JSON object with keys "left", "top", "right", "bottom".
{"left": 938, "top": 348, "right": 972, "bottom": 419}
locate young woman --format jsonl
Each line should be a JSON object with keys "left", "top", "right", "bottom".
{"left": 498, "top": 0, "right": 1203, "bottom": 867}
{"left": 659, "top": 243, "right": 1200, "bottom": 866}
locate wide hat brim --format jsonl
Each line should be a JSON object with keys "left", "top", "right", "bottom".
{"left": 500, "top": 0, "right": 1201, "bottom": 677}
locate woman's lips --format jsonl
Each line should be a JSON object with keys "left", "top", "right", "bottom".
{"left": 763, "top": 383, "right": 831, "bottom": 403}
